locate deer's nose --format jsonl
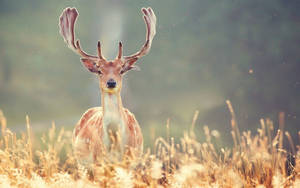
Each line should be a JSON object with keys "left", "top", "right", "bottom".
{"left": 107, "top": 79, "right": 116, "bottom": 88}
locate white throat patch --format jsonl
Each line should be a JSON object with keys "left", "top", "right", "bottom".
{"left": 102, "top": 93, "right": 127, "bottom": 154}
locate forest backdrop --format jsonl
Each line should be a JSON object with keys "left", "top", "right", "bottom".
{"left": 0, "top": 0, "right": 299, "bottom": 147}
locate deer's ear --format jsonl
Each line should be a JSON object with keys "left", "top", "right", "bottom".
{"left": 80, "top": 58, "right": 100, "bottom": 73}
{"left": 121, "top": 58, "right": 139, "bottom": 74}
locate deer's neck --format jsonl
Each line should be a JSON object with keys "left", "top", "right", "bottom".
{"left": 101, "top": 92, "right": 127, "bottom": 150}
{"left": 102, "top": 92, "right": 125, "bottom": 128}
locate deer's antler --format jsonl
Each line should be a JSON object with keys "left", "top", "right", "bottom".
{"left": 59, "top": 7, "right": 100, "bottom": 61}
{"left": 122, "top": 7, "right": 157, "bottom": 72}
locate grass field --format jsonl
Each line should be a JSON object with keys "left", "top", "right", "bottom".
{"left": 0, "top": 101, "right": 299, "bottom": 187}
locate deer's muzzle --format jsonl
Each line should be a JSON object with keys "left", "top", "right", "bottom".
{"left": 107, "top": 79, "right": 116, "bottom": 88}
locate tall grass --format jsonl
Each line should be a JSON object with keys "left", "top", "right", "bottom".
{"left": 0, "top": 103, "right": 299, "bottom": 187}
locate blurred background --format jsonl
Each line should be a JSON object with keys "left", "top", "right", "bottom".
{"left": 0, "top": 0, "right": 299, "bottom": 148}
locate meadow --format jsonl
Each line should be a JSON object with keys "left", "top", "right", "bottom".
{"left": 0, "top": 101, "right": 299, "bottom": 188}
{"left": 1, "top": 1, "right": 300, "bottom": 187}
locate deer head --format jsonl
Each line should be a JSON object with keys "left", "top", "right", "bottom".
{"left": 59, "top": 7, "right": 156, "bottom": 94}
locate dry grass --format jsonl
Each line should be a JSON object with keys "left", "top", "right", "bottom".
{"left": 0, "top": 102, "right": 299, "bottom": 188}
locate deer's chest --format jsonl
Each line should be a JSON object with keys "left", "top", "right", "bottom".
{"left": 102, "top": 95, "right": 128, "bottom": 152}
{"left": 102, "top": 113, "right": 127, "bottom": 151}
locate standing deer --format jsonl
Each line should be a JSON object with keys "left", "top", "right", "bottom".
{"left": 59, "top": 7, "right": 156, "bottom": 164}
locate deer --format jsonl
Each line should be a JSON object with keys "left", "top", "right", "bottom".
{"left": 59, "top": 7, "right": 156, "bottom": 164}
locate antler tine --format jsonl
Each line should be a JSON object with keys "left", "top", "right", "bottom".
{"left": 117, "top": 42, "right": 123, "bottom": 59}
{"left": 59, "top": 7, "right": 98, "bottom": 60}
{"left": 75, "top": 40, "right": 98, "bottom": 60}
{"left": 124, "top": 7, "right": 156, "bottom": 61}
{"left": 97, "top": 41, "right": 104, "bottom": 59}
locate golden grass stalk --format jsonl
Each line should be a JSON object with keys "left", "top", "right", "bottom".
{"left": 0, "top": 110, "right": 298, "bottom": 187}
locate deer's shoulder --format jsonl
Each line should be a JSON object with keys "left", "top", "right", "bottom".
{"left": 123, "top": 108, "right": 143, "bottom": 148}
{"left": 123, "top": 108, "right": 137, "bottom": 123}
{"left": 73, "top": 107, "right": 103, "bottom": 137}
{"left": 81, "top": 107, "right": 103, "bottom": 120}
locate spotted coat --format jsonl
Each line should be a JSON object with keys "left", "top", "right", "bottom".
{"left": 72, "top": 107, "right": 143, "bottom": 164}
